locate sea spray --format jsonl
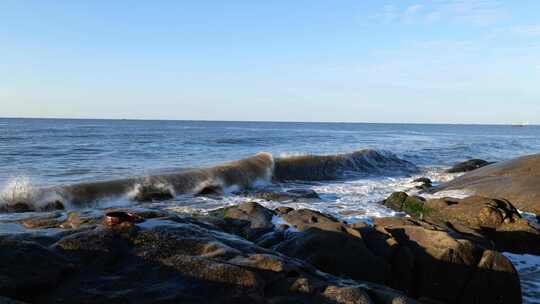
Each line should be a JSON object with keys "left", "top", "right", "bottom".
{"left": 0, "top": 176, "right": 65, "bottom": 211}
{"left": 0, "top": 176, "right": 37, "bottom": 206}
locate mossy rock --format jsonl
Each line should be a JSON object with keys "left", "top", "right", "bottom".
{"left": 383, "top": 192, "right": 432, "bottom": 219}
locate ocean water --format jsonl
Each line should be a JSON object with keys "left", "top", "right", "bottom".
{"left": 1, "top": 118, "right": 540, "bottom": 301}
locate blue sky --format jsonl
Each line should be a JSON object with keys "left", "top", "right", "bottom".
{"left": 1, "top": 1, "right": 539, "bottom": 124}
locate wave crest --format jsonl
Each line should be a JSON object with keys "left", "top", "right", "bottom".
{"left": 0, "top": 177, "right": 64, "bottom": 212}
{"left": 273, "top": 149, "right": 418, "bottom": 181}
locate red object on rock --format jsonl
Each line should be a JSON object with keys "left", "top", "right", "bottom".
{"left": 104, "top": 211, "right": 142, "bottom": 226}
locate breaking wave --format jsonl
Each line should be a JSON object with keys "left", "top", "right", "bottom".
{"left": 274, "top": 149, "right": 418, "bottom": 181}
{"left": 0, "top": 149, "right": 416, "bottom": 211}
{"left": 0, "top": 176, "right": 64, "bottom": 212}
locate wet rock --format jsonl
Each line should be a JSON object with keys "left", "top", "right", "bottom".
{"left": 322, "top": 286, "right": 373, "bottom": 304}
{"left": 0, "top": 297, "right": 29, "bottom": 304}
{"left": 424, "top": 196, "right": 540, "bottom": 254}
{"left": 0, "top": 238, "right": 70, "bottom": 299}
{"left": 104, "top": 211, "right": 144, "bottom": 227}
{"left": 195, "top": 185, "right": 224, "bottom": 196}
{"left": 383, "top": 192, "right": 430, "bottom": 219}
{"left": 254, "top": 230, "right": 285, "bottom": 248}
{"left": 436, "top": 153, "right": 540, "bottom": 215}
{"left": 281, "top": 208, "right": 361, "bottom": 237}
{"left": 367, "top": 217, "right": 522, "bottom": 304}
{"left": 0, "top": 202, "right": 32, "bottom": 213}
{"left": 59, "top": 211, "right": 102, "bottom": 229}
{"left": 461, "top": 250, "right": 522, "bottom": 304}
{"left": 383, "top": 192, "right": 540, "bottom": 255}
{"left": 218, "top": 202, "right": 276, "bottom": 240}
{"left": 248, "top": 188, "right": 320, "bottom": 202}
{"left": 274, "top": 227, "right": 388, "bottom": 284}
{"left": 286, "top": 189, "right": 320, "bottom": 199}
{"left": 19, "top": 212, "right": 65, "bottom": 229}
{"left": 413, "top": 177, "right": 433, "bottom": 191}
{"left": 446, "top": 159, "right": 492, "bottom": 173}
{"left": 0, "top": 203, "right": 523, "bottom": 304}
{"left": 275, "top": 206, "right": 294, "bottom": 215}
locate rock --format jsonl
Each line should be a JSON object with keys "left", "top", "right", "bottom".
{"left": 59, "top": 211, "right": 103, "bottom": 229}
{"left": 424, "top": 196, "right": 540, "bottom": 254}
{"left": 19, "top": 212, "right": 65, "bottom": 229}
{"left": 0, "top": 238, "right": 70, "bottom": 299}
{"left": 280, "top": 208, "right": 360, "bottom": 237}
{"left": 365, "top": 286, "right": 422, "bottom": 304}
{"left": 275, "top": 206, "right": 295, "bottom": 215}
{"left": 436, "top": 153, "right": 540, "bottom": 215}
{"left": 104, "top": 211, "right": 144, "bottom": 227}
{"left": 423, "top": 197, "right": 459, "bottom": 210}
{"left": 286, "top": 189, "right": 320, "bottom": 199}
{"left": 322, "top": 286, "right": 373, "bottom": 304}
{"left": 446, "top": 159, "right": 492, "bottom": 173}
{"left": 0, "top": 297, "right": 29, "bottom": 304}
{"left": 383, "top": 192, "right": 430, "bottom": 219}
{"left": 461, "top": 250, "right": 522, "bottom": 304}
{"left": 247, "top": 188, "right": 320, "bottom": 202}
{"left": 384, "top": 192, "right": 540, "bottom": 255}
{"left": 43, "top": 217, "right": 314, "bottom": 303}
{"left": 0, "top": 203, "right": 523, "bottom": 304}
{"left": 0, "top": 202, "right": 32, "bottom": 213}
{"left": 274, "top": 227, "right": 389, "bottom": 284}
{"left": 221, "top": 202, "right": 276, "bottom": 240}
{"left": 366, "top": 217, "right": 522, "bottom": 304}
{"left": 195, "top": 185, "right": 224, "bottom": 196}
{"left": 413, "top": 177, "right": 433, "bottom": 191}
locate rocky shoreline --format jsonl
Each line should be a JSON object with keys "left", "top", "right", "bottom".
{"left": 1, "top": 154, "right": 539, "bottom": 304}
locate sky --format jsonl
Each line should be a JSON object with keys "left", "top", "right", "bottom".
{"left": 1, "top": 1, "right": 539, "bottom": 124}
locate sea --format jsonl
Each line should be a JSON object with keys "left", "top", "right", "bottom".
{"left": 0, "top": 118, "right": 539, "bottom": 302}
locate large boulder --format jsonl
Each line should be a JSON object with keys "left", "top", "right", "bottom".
{"left": 0, "top": 238, "right": 71, "bottom": 299}
{"left": 208, "top": 201, "right": 276, "bottom": 241}
{"left": 273, "top": 208, "right": 389, "bottom": 283}
{"left": 366, "top": 217, "right": 522, "bottom": 304}
{"left": 384, "top": 192, "right": 540, "bottom": 255}
{"left": 424, "top": 196, "right": 540, "bottom": 254}
{"left": 436, "top": 153, "right": 540, "bottom": 215}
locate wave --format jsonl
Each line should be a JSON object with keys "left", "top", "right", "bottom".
{"left": 0, "top": 149, "right": 416, "bottom": 211}
{"left": 273, "top": 149, "right": 418, "bottom": 181}
{"left": 0, "top": 177, "right": 64, "bottom": 212}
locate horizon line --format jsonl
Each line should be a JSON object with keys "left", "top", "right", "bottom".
{"left": 0, "top": 116, "right": 537, "bottom": 126}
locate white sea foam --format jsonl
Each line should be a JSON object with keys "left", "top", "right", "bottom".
{"left": 0, "top": 176, "right": 37, "bottom": 205}
{"left": 127, "top": 179, "right": 177, "bottom": 201}
{"left": 0, "top": 176, "right": 65, "bottom": 210}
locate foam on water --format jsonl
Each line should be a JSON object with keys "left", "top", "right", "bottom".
{"left": 0, "top": 176, "right": 36, "bottom": 206}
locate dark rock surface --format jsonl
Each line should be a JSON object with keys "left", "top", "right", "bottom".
{"left": 436, "top": 153, "right": 540, "bottom": 215}
{"left": 445, "top": 159, "right": 492, "bottom": 173}
{"left": 0, "top": 202, "right": 524, "bottom": 304}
